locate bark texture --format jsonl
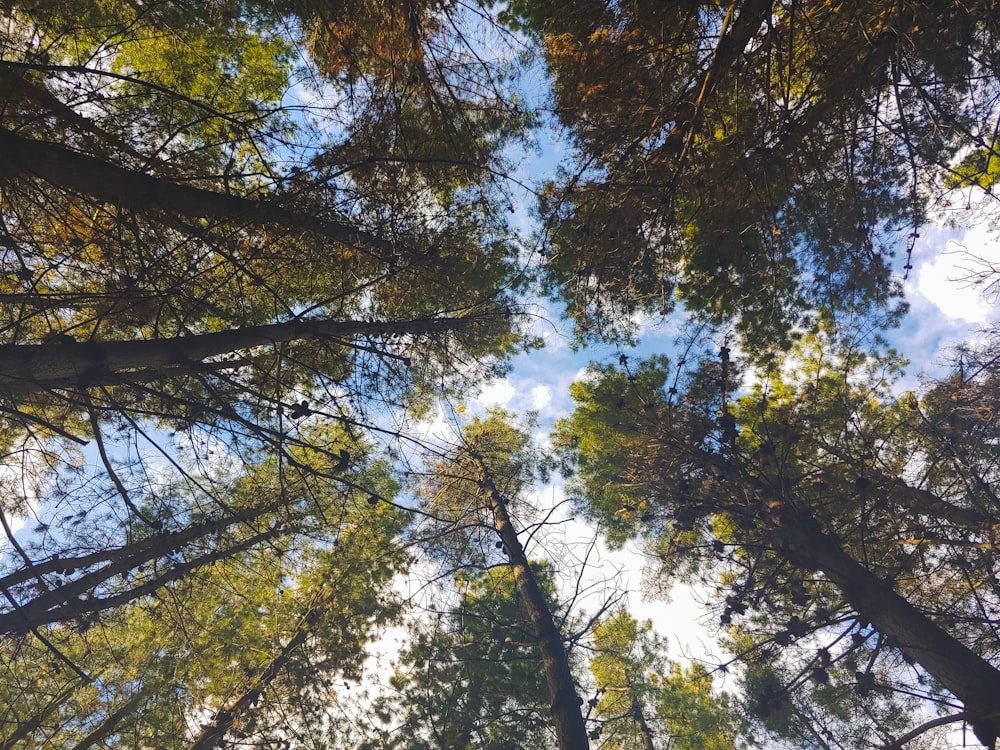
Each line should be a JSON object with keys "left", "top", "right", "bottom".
{"left": 696, "top": 449, "right": 1000, "bottom": 748}
{"left": 0, "top": 128, "right": 395, "bottom": 259}
{"left": 789, "top": 514, "right": 1000, "bottom": 748}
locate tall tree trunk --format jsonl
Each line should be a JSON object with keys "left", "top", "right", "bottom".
{"left": 66, "top": 692, "right": 148, "bottom": 750}
{"left": 669, "top": 0, "right": 773, "bottom": 164}
{"left": 0, "top": 313, "right": 484, "bottom": 398}
{"left": 0, "top": 128, "right": 395, "bottom": 260}
{"left": 730, "top": 453, "right": 1000, "bottom": 749}
{"left": 785, "top": 512, "right": 1000, "bottom": 748}
{"left": 691, "top": 444, "right": 1000, "bottom": 747}
{"left": 631, "top": 696, "right": 656, "bottom": 750}
{"left": 473, "top": 454, "right": 591, "bottom": 750}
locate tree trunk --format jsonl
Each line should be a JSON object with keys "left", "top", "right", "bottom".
{"left": 786, "top": 512, "right": 1000, "bottom": 748}
{"left": 66, "top": 692, "right": 148, "bottom": 750}
{"left": 0, "top": 679, "right": 82, "bottom": 750}
{"left": 0, "top": 128, "right": 395, "bottom": 260}
{"left": 631, "top": 696, "right": 656, "bottom": 750}
{"left": 669, "top": 0, "right": 773, "bottom": 162}
{"left": 708, "top": 452, "right": 1000, "bottom": 748}
{"left": 1, "top": 498, "right": 280, "bottom": 589}
{"left": 474, "top": 456, "right": 591, "bottom": 750}
{"left": 187, "top": 603, "right": 317, "bottom": 750}
{"left": 0, "top": 313, "right": 481, "bottom": 398}
{"left": 0, "top": 526, "right": 284, "bottom": 635}
{"left": 884, "top": 477, "right": 992, "bottom": 529}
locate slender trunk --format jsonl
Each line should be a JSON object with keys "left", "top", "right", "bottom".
{"left": 474, "top": 457, "right": 591, "bottom": 750}
{"left": 187, "top": 605, "right": 316, "bottom": 750}
{"left": 0, "top": 70, "right": 158, "bottom": 173}
{"left": 0, "top": 128, "right": 394, "bottom": 260}
{"left": 67, "top": 692, "right": 148, "bottom": 750}
{"left": 670, "top": 0, "right": 772, "bottom": 162}
{"left": 0, "top": 526, "right": 284, "bottom": 635}
{"left": 0, "top": 498, "right": 281, "bottom": 590}
{"left": 884, "top": 477, "right": 991, "bottom": 529}
{"left": 631, "top": 696, "right": 656, "bottom": 750}
{"left": 0, "top": 679, "right": 82, "bottom": 750}
{"left": 0, "top": 313, "right": 478, "bottom": 398}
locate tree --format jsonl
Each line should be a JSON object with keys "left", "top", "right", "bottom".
{"left": 589, "top": 611, "right": 743, "bottom": 750}
{"left": 0, "top": 444, "right": 408, "bottom": 749}
{"left": 506, "top": 0, "right": 1000, "bottom": 346}
{"left": 0, "top": 2, "right": 533, "bottom": 745}
{"left": 512, "top": 3, "right": 1000, "bottom": 741}
{"left": 363, "top": 565, "right": 557, "bottom": 750}
{"left": 10, "top": 2, "right": 1000, "bottom": 748}
{"left": 0, "top": 0, "right": 528, "bottom": 629}
{"left": 554, "top": 330, "right": 1000, "bottom": 748}
{"left": 401, "top": 413, "right": 592, "bottom": 750}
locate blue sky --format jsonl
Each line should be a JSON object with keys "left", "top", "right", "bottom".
{"left": 433, "top": 137, "right": 1000, "bottom": 671}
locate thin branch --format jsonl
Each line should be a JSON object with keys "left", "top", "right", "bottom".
{"left": 882, "top": 711, "right": 968, "bottom": 750}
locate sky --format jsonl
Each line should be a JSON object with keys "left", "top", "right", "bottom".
{"left": 426, "top": 180, "right": 1000, "bottom": 678}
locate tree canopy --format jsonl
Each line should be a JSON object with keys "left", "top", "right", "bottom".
{"left": 511, "top": 0, "right": 1000, "bottom": 346}
{"left": 4, "top": 1, "right": 1000, "bottom": 749}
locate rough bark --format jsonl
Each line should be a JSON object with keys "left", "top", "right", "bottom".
{"left": 0, "top": 314, "right": 478, "bottom": 399}
{"left": 474, "top": 455, "right": 591, "bottom": 750}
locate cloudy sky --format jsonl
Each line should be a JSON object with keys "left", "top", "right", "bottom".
{"left": 428, "top": 182, "right": 1000, "bottom": 672}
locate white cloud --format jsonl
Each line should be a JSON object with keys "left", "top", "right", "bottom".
{"left": 476, "top": 379, "right": 516, "bottom": 407}
{"left": 413, "top": 405, "right": 456, "bottom": 443}
{"left": 912, "top": 223, "right": 1000, "bottom": 324}
{"left": 916, "top": 250, "right": 991, "bottom": 323}
{"left": 530, "top": 384, "right": 552, "bottom": 411}
{"left": 523, "top": 480, "right": 718, "bottom": 667}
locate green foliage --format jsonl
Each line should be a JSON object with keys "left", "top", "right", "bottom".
{"left": 946, "top": 142, "right": 1000, "bottom": 190}
{"left": 363, "top": 565, "right": 556, "bottom": 750}
{"left": 6, "top": 1, "right": 1000, "bottom": 748}
{"left": 552, "top": 357, "right": 674, "bottom": 546}
{"left": 555, "top": 329, "right": 1000, "bottom": 747}
{"left": 589, "top": 611, "right": 742, "bottom": 750}
{"left": 0, "top": 450, "right": 408, "bottom": 749}
{"left": 512, "top": 0, "right": 999, "bottom": 347}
